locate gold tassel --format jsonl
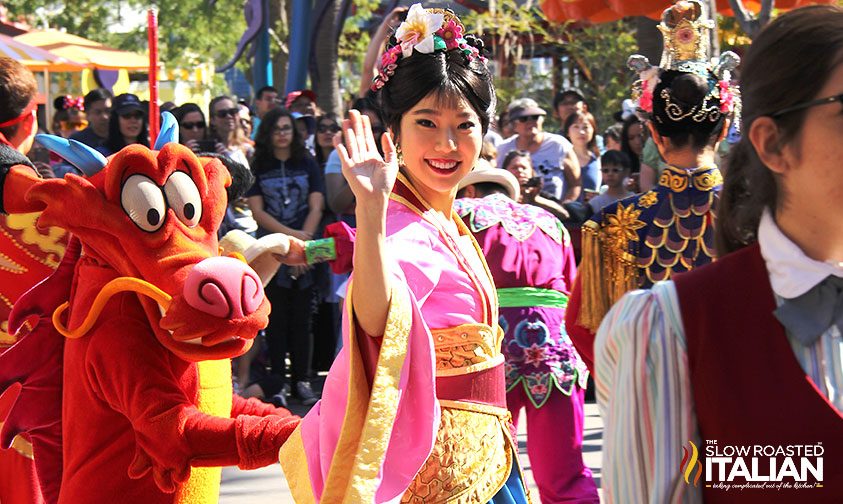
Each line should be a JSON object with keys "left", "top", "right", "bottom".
{"left": 577, "top": 222, "right": 610, "bottom": 331}
{"left": 577, "top": 222, "right": 640, "bottom": 332}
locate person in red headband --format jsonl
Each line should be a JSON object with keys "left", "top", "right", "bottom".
{"left": 0, "top": 58, "right": 38, "bottom": 157}
{"left": 0, "top": 56, "right": 48, "bottom": 504}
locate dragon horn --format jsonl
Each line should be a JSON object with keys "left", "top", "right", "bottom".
{"left": 35, "top": 134, "right": 107, "bottom": 177}
{"left": 153, "top": 111, "right": 179, "bottom": 150}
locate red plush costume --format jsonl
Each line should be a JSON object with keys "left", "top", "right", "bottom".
{"left": 0, "top": 123, "right": 300, "bottom": 503}
{"left": 0, "top": 144, "right": 66, "bottom": 504}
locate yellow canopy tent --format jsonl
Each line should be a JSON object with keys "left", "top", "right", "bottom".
{"left": 15, "top": 30, "right": 148, "bottom": 70}
{"left": 0, "top": 33, "right": 84, "bottom": 72}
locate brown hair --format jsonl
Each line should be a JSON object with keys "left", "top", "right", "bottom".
{"left": 0, "top": 57, "right": 38, "bottom": 140}
{"left": 717, "top": 5, "right": 843, "bottom": 254}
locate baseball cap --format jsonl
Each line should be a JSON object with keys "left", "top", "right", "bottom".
{"left": 507, "top": 98, "right": 547, "bottom": 120}
{"left": 285, "top": 90, "right": 317, "bottom": 109}
{"left": 113, "top": 93, "right": 144, "bottom": 116}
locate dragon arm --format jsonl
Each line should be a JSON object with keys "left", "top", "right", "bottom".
{"left": 231, "top": 393, "right": 292, "bottom": 418}
{"left": 85, "top": 316, "right": 299, "bottom": 492}
{"left": 2, "top": 165, "right": 44, "bottom": 215}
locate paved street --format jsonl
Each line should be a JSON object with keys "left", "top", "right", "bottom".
{"left": 220, "top": 400, "right": 604, "bottom": 503}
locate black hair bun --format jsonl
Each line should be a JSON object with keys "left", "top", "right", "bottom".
{"left": 463, "top": 34, "right": 485, "bottom": 52}
{"left": 53, "top": 96, "right": 68, "bottom": 110}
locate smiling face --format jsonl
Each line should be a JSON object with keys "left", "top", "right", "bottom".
{"left": 211, "top": 98, "right": 237, "bottom": 139}
{"left": 396, "top": 93, "right": 483, "bottom": 210}
{"left": 118, "top": 110, "right": 144, "bottom": 142}
{"left": 179, "top": 111, "right": 206, "bottom": 144}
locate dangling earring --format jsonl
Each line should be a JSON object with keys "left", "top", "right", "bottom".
{"left": 396, "top": 143, "right": 404, "bottom": 166}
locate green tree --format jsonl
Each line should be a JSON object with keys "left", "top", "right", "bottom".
{"left": 551, "top": 20, "right": 637, "bottom": 129}
{"left": 5, "top": 0, "right": 247, "bottom": 94}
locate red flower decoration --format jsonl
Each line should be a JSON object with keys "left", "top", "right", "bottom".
{"left": 436, "top": 19, "right": 463, "bottom": 50}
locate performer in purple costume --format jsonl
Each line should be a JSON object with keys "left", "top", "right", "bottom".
{"left": 456, "top": 166, "right": 598, "bottom": 503}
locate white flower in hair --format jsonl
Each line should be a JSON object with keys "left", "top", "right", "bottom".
{"left": 395, "top": 3, "right": 445, "bottom": 58}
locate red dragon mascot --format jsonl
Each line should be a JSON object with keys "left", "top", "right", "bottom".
{"left": 0, "top": 113, "right": 299, "bottom": 503}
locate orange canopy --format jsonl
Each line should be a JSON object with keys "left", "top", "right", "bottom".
{"left": 15, "top": 30, "right": 148, "bottom": 71}
{"left": 541, "top": 0, "right": 836, "bottom": 24}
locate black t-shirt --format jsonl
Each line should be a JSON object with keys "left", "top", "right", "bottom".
{"left": 70, "top": 127, "right": 106, "bottom": 149}
{"left": 246, "top": 155, "right": 324, "bottom": 231}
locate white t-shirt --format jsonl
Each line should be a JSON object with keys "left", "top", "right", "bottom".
{"left": 496, "top": 133, "right": 573, "bottom": 201}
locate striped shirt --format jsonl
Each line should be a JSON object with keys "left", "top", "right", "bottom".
{"left": 593, "top": 212, "right": 843, "bottom": 503}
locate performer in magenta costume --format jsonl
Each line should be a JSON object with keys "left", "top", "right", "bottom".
{"left": 279, "top": 5, "right": 531, "bottom": 503}
{"left": 455, "top": 165, "right": 597, "bottom": 503}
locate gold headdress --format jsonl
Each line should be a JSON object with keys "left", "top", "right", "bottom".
{"left": 628, "top": 0, "right": 740, "bottom": 124}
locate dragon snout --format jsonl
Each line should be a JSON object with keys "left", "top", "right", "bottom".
{"left": 183, "top": 257, "right": 264, "bottom": 319}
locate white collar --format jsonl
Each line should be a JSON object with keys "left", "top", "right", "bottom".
{"left": 758, "top": 209, "right": 843, "bottom": 299}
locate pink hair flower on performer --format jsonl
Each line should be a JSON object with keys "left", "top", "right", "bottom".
{"left": 437, "top": 18, "right": 464, "bottom": 49}
{"left": 395, "top": 3, "right": 444, "bottom": 58}
{"left": 380, "top": 45, "right": 402, "bottom": 68}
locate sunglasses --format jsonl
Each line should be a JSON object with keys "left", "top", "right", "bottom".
{"left": 317, "top": 124, "right": 341, "bottom": 134}
{"left": 515, "top": 115, "right": 541, "bottom": 123}
{"left": 771, "top": 93, "right": 843, "bottom": 118}
{"left": 272, "top": 125, "right": 294, "bottom": 135}
{"left": 181, "top": 121, "right": 206, "bottom": 130}
{"left": 120, "top": 111, "right": 144, "bottom": 120}
{"left": 214, "top": 108, "right": 239, "bottom": 119}
{"left": 601, "top": 167, "right": 624, "bottom": 174}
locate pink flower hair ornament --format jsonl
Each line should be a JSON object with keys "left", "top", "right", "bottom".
{"left": 370, "top": 3, "right": 487, "bottom": 92}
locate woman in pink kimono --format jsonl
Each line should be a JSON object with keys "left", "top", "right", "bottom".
{"left": 279, "top": 5, "right": 531, "bottom": 503}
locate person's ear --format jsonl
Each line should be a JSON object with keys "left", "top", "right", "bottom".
{"left": 646, "top": 121, "right": 668, "bottom": 155}
{"left": 13, "top": 109, "right": 38, "bottom": 153}
{"left": 748, "top": 117, "right": 790, "bottom": 175}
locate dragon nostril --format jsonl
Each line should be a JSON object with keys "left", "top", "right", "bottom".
{"left": 147, "top": 208, "right": 161, "bottom": 226}
{"left": 184, "top": 256, "right": 265, "bottom": 320}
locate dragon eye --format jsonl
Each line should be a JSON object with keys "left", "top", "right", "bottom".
{"left": 164, "top": 171, "right": 202, "bottom": 227}
{"left": 121, "top": 174, "right": 166, "bottom": 232}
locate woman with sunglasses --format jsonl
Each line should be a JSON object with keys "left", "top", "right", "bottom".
{"left": 209, "top": 95, "right": 251, "bottom": 168}
{"left": 314, "top": 113, "right": 341, "bottom": 168}
{"left": 496, "top": 98, "right": 582, "bottom": 217}
{"left": 592, "top": 6, "right": 843, "bottom": 501}
{"left": 172, "top": 103, "right": 207, "bottom": 152}
{"left": 99, "top": 93, "right": 149, "bottom": 157}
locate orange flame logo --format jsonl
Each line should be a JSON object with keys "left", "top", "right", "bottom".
{"left": 679, "top": 441, "right": 703, "bottom": 486}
